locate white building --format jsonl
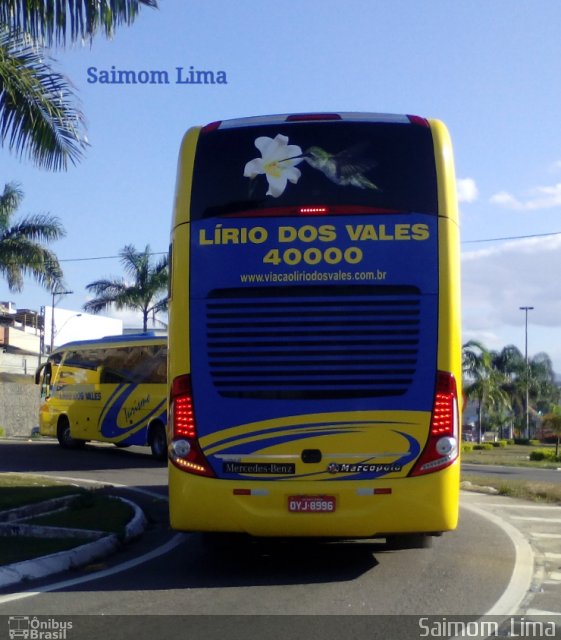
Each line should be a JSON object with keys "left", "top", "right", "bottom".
{"left": 0, "top": 305, "right": 123, "bottom": 376}
{"left": 44, "top": 306, "right": 123, "bottom": 351}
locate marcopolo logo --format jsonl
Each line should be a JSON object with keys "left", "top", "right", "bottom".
{"left": 327, "top": 462, "right": 403, "bottom": 474}
{"left": 8, "top": 616, "right": 73, "bottom": 640}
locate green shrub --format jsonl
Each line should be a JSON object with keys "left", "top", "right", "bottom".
{"left": 529, "top": 450, "right": 547, "bottom": 461}
{"left": 530, "top": 449, "right": 560, "bottom": 462}
{"left": 461, "top": 443, "right": 474, "bottom": 453}
{"left": 529, "top": 440, "right": 541, "bottom": 447}
{"left": 492, "top": 440, "right": 508, "bottom": 448}
{"left": 473, "top": 443, "right": 494, "bottom": 451}
{"left": 530, "top": 449, "right": 555, "bottom": 460}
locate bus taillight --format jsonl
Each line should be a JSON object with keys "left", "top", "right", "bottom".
{"left": 286, "top": 113, "right": 342, "bottom": 121}
{"left": 409, "top": 372, "right": 459, "bottom": 476}
{"left": 171, "top": 376, "right": 195, "bottom": 438}
{"left": 169, "top": 374, "right": 215, "bottom": 477}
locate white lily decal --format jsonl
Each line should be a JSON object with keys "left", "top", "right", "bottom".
{"left": 244, "top": 134, "right": 303, "bottom": 197}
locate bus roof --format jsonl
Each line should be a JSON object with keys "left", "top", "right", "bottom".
{"left": 204, "top": 113, "right": 417, "bottom": 131}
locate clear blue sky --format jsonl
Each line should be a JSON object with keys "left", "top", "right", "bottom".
{"left": 2, "top": 1, "right": 561, "bottom": 370}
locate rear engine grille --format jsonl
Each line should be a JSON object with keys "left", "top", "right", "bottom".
{"left": 205, "top": 285, "right": 421, "bottom": 400}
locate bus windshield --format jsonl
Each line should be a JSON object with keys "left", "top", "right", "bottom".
{"left": 190, "top": 118, "right": 438, "bottom": 219}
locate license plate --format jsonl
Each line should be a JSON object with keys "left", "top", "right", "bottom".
{"left": 288, "top": 495, "right": 336, "bottom": 513}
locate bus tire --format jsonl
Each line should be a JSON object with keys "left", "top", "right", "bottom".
{"left": 57, "top": 418, "right": 85, "bottom": 450}
{"left": 385, "top": 533, "right": 433, "bottom": 550}
{"left": 149, "top": 423, "right": 167, "bottom": 461}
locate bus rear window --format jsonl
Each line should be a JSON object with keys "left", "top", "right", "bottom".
{"left": 190, "top": 121, "right": 438, "bottom": 219}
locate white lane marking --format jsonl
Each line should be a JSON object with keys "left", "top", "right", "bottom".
{"left": 526, "top": 608, "right": 561, "bottom": 617}
{"left": 479, "top": 504, "right": 561, "bottom": 511}
{"left": 0, "top": 533, "right": 187, "bottom": 605}
{"left": 511, "top": 517, "right": 561, "bottom": 523}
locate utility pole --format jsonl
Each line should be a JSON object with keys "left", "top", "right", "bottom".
{"left": 50, "top": 288, "right": 73, "bottom": 353}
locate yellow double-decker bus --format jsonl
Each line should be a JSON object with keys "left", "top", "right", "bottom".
{"left": 36, "top": 333, "right": 167, "bottom": 460}
{"left": 168, "top": 113, "right": 461, "bottom": 546}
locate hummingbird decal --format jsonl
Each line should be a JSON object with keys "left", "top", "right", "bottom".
{"left": 304, "top": 143, "right": 380, "bottom": 190}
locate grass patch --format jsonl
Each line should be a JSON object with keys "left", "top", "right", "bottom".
{"left": 0, "top": 474, "right": 134, "bottom": 566}
{"left": 462, "top": 473, "right": 561, "bottom": 504}
{"left": 461, "top": 443, "right": 561, "bottom": 504}
{"left": 0, "top": 473, "right": 86, "bottom": 511}
{"left": 28, "top": 493, "right": 133, "bottom": 536}
{"left": 0, "top": 537, "right": 94, "bottom": 566}
{"left": 461, "top": 442, "right": 561, "bottom": 469}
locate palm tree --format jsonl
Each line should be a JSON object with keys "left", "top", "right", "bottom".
{"left": 493, "top": 345, "right": 558, "bottom": 437}
{"left": 84, "top": 245, "right": 168, "bottom": 332}
{"left": 492, "top": 345, "right": 526, "bottom": 434}
{"left": 462, "top": 340, "right": 510, "bottom": 442}
{"left": 528, "top": 352, "right": 559, "bottom": 412}
{"left": 0, "top": 0, "right": 157, "bottom": 170}
{"left": 0, "top": 182, "right": 65, "bottom": 291}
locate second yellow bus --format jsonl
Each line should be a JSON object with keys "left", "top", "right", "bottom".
{"left": 36, "top": 333, "right": 168, "bottom": 460}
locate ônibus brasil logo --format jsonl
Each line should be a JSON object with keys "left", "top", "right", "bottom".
{"left": 8, "top": 616, "right": 73, "bottom": 640}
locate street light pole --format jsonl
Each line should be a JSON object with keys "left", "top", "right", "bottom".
{"left": 519, "top": 306, "right": 534, "bottom": 439}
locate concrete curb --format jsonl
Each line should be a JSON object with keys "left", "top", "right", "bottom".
{"left": 118, "top": 496, "right": 148, "bottom": 541}
{"left": 0, "top": 496, "right": 147, "bottom": 589}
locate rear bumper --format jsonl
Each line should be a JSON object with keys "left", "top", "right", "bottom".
{"left": 168, "top": 461, "right": 460, "bottom": 538}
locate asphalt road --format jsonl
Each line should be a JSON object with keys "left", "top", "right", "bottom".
{"left": 0, "top": 439, "right": 557, "bottom": 638}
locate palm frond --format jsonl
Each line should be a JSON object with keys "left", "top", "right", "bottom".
{"left": 0, "top": 183, "right": 65, "bottom": 292}
{"left": 1, "top": 213, "right": 66, "bottom": 242}
{"left": 0, "top": 237, "right": 63, "bottom": 292}
{"left": 0, "top": 181, "right": 24, "bottom": 229}
{"left": 153, "top": 252, "right": 169, "bottom": 273}
{"left": 120, "top": 243, "right": 145, "bottom": 279}
{"left": 84, "top": 278, "right": 128, "bottom": 298}
{"left": 84, "top": 245, "right": 168, "bottom": 324}
{"left": 0, "top": 0, "right": 158, "bottom": 47}
{"left": 147, "top": 296, "right": 168, "bottom": 315}
{"left": 84, "top": 278, "right": 145, "bottom": 315}
{"left": 0, "top": 27, "right": 87, "bottom": 170}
